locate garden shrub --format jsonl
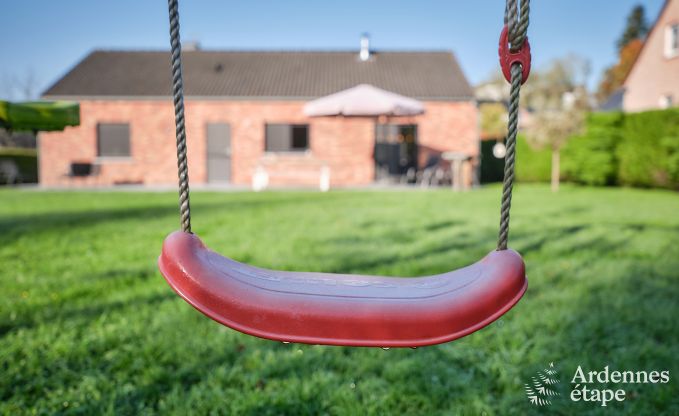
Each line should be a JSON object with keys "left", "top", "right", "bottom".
{"left": 661, "top": 136, "right": 679, "bottom": 185}
{"left": 562, "top": 112, "right": 623, "bottom": 186}
{"left": 515, "top": 134, "right": 551, "bottom": 182}
{"left": 616, "top": 108, "right": 679, "bottom": 189}
{"left": 544, "top": 108, "right": 679, "bottom": 189}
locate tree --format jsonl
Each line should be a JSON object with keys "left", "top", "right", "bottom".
{"left": 616, "top": 5, "right": 649, "bottom": 52}
{"left": 596, "top": 5, "right": 648, "bottom": 103}
{"left": 523, "top": 56, "right": 590, "bottom": 192}
{"left": 596, "top": 39, "right": 644, "bottom": 104}
{"left": 479, "top": 102, "right": 508, "bottom": 139}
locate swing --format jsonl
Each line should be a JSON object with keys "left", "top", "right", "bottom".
{"left": 159, "top": 0, "right": 532, "bottom": 347}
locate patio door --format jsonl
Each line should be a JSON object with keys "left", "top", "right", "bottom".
{"left": 374, "top": 124, "right": 418, "bottom": 182}
{"left": 206, "top": 123, "right": 231, "bottom": 183}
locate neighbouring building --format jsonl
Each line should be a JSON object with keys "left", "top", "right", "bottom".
{"left": 623, "top": 0, "right": 679, "bottom": 112}
{"left": 40, "top": 41, "right": 478, "bottom": 188}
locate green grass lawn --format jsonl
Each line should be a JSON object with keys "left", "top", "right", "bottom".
{"left": 1, "top": 185, "right": 678, "bottom": 415}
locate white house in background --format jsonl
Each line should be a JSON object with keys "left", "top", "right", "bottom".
{"left": 623, "top": 0, "right": 679, "bottom": 112}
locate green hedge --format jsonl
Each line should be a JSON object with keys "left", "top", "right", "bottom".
{"left": 562, "top": 112, "right": 623, "bottom": 186}
{"left": 515, "top": 108, "right": 679, "bottom": 189}
{"left": 515, "top": 134, "right": 551, "bottom": 182}
{"left": 616, "top": 109, "right": 679, "bottom": 188}
{"left": 0, "top": 147, "right": 38, "bottom": 184}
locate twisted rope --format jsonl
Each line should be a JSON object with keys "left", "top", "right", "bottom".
{"left": 498, "top": 0, "right": 530, "bottom": 251}
{"left": 497, "top": 64, "right": 522, "bottom": 250}
{"left": 168, "top": 0, "right": 192, "bottom": 233}
{"left": 504, "top": 0, "right": 530, "bottom": 51}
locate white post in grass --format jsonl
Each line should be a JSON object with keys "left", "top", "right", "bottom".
{"left": 319, "top": 166, "right": 330, "bottom": 192}
{"left": 252, "top": 166, "right": 269, "bottom": 192}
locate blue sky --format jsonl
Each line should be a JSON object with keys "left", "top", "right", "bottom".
{"left": 0, "top": 0, "right": 665, "bottom": 99}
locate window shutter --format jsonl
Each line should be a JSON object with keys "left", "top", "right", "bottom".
{"left": 97, "top": 124, "right": 130, "bottom": 157}
{"left": 266, "top": 124, "right": 291, "bottom": 152}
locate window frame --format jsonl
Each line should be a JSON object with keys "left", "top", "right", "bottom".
{"left": 264, "top": 123, "right": 310, "bottom": 154}
{"left": 665, "top": 23, "right": 679, "bottom": 59}
{"left": 96, "top": 122, "right": 132, "bottom": 159}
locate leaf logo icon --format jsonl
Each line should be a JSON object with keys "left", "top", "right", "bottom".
{"left": 525, "top": 362, "right": 561, "bottom": 406}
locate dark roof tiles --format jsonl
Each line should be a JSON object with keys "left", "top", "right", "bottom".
{"left": 43, "top": 50, "right": 474, "bottom": 100}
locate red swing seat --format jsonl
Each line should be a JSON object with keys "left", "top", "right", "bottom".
{"left": 159, "top": 231, "right": 527, "bottom": 347}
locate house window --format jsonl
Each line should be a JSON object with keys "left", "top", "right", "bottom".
{"left": 97, "top": 123, "right": 130, "bottom": 157}
{"left": 265, "top": 124, "right": 309, "bottom": 152}
{"left": 660, "top": 94, "right": 674, "bottom": 109}
{"left": 665, "top": 23, "right": 679, "bottom": 58}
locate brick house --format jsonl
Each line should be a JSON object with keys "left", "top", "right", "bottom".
{"left": 40, "top": 45, "right": 478, "bottom": 188}
{"left": 623, "top": 0, "right": 679, "bottom": 112}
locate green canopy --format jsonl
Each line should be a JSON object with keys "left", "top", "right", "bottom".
{"left": 0, "top": 100, "right": 80, "bottom": 132}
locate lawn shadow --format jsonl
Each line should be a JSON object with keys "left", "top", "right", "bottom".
{"left": 0, "top": 195, "right": 312, "bottom": 244}
{"left": 511, "top": 224, "right": 589, "bottom": 253}
{"left": 321, "top": 220, "right": 493, "bottom": 275}
{"left": 0, "top": 289, "right": 174, "bottom": 337}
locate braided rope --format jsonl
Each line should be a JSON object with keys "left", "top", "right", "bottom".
{"left": 498, "top": 0, "right": 530, "bottom": 251}
{"left": 168, "top": 0, "right": 192, "bottom": 233}
{"left": 506, "top": 0, "right": 530, "bottom": 51}
{"left": 497, "top": 64, "right": 522, "bottom": 250}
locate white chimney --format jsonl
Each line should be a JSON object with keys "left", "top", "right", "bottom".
{"left": 359, "top": 33, "right": 370, "bottom": 61}
{"left": 182, "top": 40, "right": 201, "bottom": 51}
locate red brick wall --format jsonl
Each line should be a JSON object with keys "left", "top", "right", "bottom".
{"left": 39, "top": 99, "right": 478, "bottom": 187}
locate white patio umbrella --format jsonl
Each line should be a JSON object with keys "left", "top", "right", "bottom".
{"left": 303, "top": 84, "right": 425, "bottom": 117}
